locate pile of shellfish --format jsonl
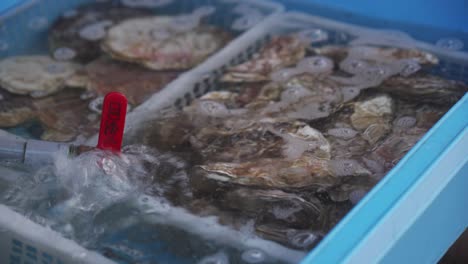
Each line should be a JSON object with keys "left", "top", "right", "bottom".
{"left": 135, "top": 33, "right": 467, "bottom": 250}
{"left": 0, "top": 1, "right": 230, "bottom": 141}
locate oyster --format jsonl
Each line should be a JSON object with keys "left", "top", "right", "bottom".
{"left": 69, "top": 57, "right": 180, "bottom": 105}
{"left": 221, "top": 35, "right": 307, "bottom": 82}
{"left": 313, "top": 45, "right": 438, "bottom": 67}
{"left": 222, "top": 188, "right": 322, "bottom": 228}
{"left": 378, "top": 73, "right": 468, "bottom": 105}
{"left": 0, "top": 56, "right": 81, "bottom": 97}
{"left": 102, "top": 16, "right": 231, "bottom": 70}
{"left": 0, "top": 89, "right": 36, "bottom": 127}
{"left": 189, "top": 120, "right": 331, "bottom": 163}
{"left": 0, "top": 87, "right": 98, "bottom": 142}
{"left": 49, "top": 4, "right": 150, "bottom": 63}
{"left": 366, "top": 100, "right": 448, "bottom": 172}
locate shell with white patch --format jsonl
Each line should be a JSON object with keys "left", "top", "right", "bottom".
{"left": 0, "top": 56, "right": 81, "bottom": 97}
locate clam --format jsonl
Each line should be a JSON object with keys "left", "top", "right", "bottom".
{"left": 221, "top": 35, "right": 307, "bottom": 83}
{"left": 102, "top": 16, "right": 231, "bottom": 70}
{"left": 49, "top": 4, "right": 150, "bottom": 63}
{"left": 378, "top": 73, "right": 468, "bottom": 105}
{"left": 0, "top": 56, "right": 81, "bottom": 97}
{"left": 68, "top": 57, "right": 180, "bottom": 105}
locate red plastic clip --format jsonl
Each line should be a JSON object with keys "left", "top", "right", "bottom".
{"left": 97, "top": 92, "right": 127, "bottom": 153}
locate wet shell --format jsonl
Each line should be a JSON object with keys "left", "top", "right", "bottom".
{"left": 0, "top": 56, "right": 81, "bottom": 97}
{"left": 222, "top": 188, "right": 322, "bottom": 228}
{"left": 0, "top": 89, "right": 36, "bottom": 127}
{"left": 350, "top": 94, "right": 393, "bottom": 131}
{"left": 193, "top": 154, "right": 336, "bottom": 189}
{"left": 313, "top": 45, "right": 438, "bottom": 66}
{"left": 48, "top": 4, "right": 150, "bottom": 63}
{"left": 221, "top": 35, "right": 307, "bottom": 82}
{"left": 378, "top": 73, "right": 468, "bottom": 105}
{"left": 79, "top": 57, "right": 180, "bottom": 105}
{"left": 102, "top": 16, "right": 231, "bottom": 70}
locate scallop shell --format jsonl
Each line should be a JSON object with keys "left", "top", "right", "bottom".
{"left": 49, "top": 4, "right": 150, "bottom": 63}
{"left": 221, "top": 35, "right": 307, "bottom": 82}
{"left": 0, "top": 56, "right": 81, "bottom": 97}
{"left": 102, "top": 16, "right": 231, "bottom": 70}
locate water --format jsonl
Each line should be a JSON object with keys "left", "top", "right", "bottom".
{"left": 0, "top": 145, "right": 300, "bottom": 263}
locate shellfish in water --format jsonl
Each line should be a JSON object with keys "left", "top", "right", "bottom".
{"left": 221, "top": 35, "right": 307, "bottom": 83}
{"left": 378, "top": 73, "right": 468, "bottom": 105}
{"left": 102, "top": 16, "right": 231, "bottom": 70}
{"left": 0, "top": 56, "right": 81, "bottom": 97}
{"left": 68, "top": 57, "right": 180, "bottom": 105}
{"left": 49, "top": 4, "right": 150, "bottom": 63}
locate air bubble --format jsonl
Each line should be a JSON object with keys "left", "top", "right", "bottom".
{"left": 28, "top": 17, "right": 48, "bottom": 30}
{"left": 289, "top": 232, "right": 318, "bottom": 248}
{"left": 327, "top": 128, "right": 358, "bottom": 140}
{"left": 53, "top": 47, "right": 76, "bottom": 61}
{"left": 101, "top": 157, "right": 117, "bottom": 175}
{"left": 30, "top": 90, "right": 49, "bottom": 98}
{"left": 340, "top": 58, "right": 370, "bottom": 75}
{"left": 394, "top": 116, "right": 416, "bottom": 128}
{"left": 297, "top": 56, "right": 334, "bottom": 74}
{"left": 121, "top": 0, "right": 172, "bottom": 8}
{"left": 89, "top": 96, "right": 104, "bottom": 114}
{"left": 198, "top": 101, "right": 229, "bottom": 117}
{"left": 298, "top": 29, "right": 328, "bottom": 44}
{"left": 436, "top": 38, "right": 464, "bottom": 51}
{"left": 79, "top": 21, "right": 112, "bottom": 41}
{"left": 349, "top": 189, "right": 367, "bottom": 205}
{"left": 241, "top": 248, "right": 266, "bottom": 263}
{"left": 198, "top": 251, "right": 229, "bottom": 264}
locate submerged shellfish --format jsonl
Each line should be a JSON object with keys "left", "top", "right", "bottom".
{"left": 69, "top": 57, "right": 180, "bottom": 105}
{"left": 378, "top": 73, "right": 468, "bottom": 105}
{"left": 0, "top": 56, "right": 81, "bottom": 97}
{"left": 102, "top": 16, "right": 231, "bottom": 70}
{"left": 49, "top": 4, "right": 150, "bottom": 62}
{"left": 221, "top": 35, "right": 307, "bottom": 82}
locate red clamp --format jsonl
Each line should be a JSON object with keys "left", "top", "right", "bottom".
{"left": 97, "top": 92, "right": 127, "bottom": 153}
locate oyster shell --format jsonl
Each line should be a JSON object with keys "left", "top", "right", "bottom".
{"left": 70, "top": 57, "right": 180, "bottom": 105}
{"left": 378, "top": 73, "right": 468, "bottom": 105}
{"left": 102, "top": 16, "right": 231, "bottom": 70}
{"left": 189, "top": 120, "right": 331, "bottom": 163}
{"left": 49, "top": 4, "right": 150, "bottom": 63}
{"left": 313, "top": 45, "right": 438, "bottom": 66}
{"left": 0, "top": 56, "right": 81, "bottom": 97}
{"left": 221, "top": 35, "right": 307, "bottom": 82}
{"left": 0, "top": 89, "right": 36, "bottom": 127}
{"left": 222, "top": 188, "right": 322, "bottom": 228}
